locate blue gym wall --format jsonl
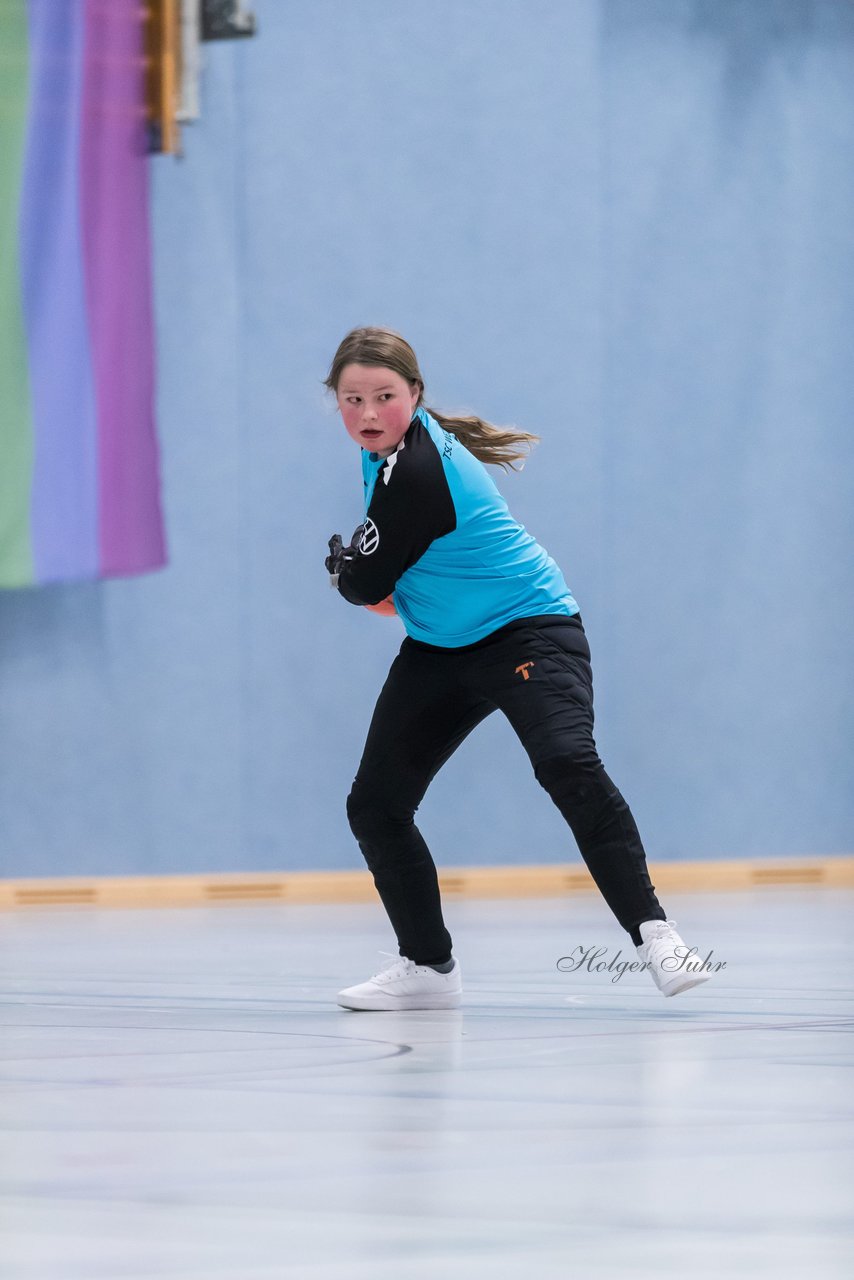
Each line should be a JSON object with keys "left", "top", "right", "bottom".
{"left": 1, "top": 0, "right": 852, "bottom": 878}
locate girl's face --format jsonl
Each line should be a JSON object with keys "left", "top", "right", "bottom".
{"left": 336, "top": 363, "right": 420, "bottom": 458}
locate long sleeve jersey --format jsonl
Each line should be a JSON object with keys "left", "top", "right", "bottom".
{"left": 335, "top": 406, "right": 579, "bottom": 648}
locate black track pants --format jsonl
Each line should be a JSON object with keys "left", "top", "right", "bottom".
{"left": 346, "top": 614, "right": 665, "bottom": 966}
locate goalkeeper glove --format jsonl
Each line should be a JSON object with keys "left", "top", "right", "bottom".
{"left": 325, "top": 524, "right": 365, "bottom": 584}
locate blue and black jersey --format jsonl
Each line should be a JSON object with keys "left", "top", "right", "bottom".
{"left": 336, "top": 406, "right": 579, "bottom": 648}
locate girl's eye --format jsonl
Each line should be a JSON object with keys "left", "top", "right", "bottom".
{"left": 379, "top": 394, "right": 393, "bottom": 402}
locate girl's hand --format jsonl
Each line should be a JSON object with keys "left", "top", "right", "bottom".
{"left": 325, "top": 525, "right": 365, "bottom": 575}
{"left": 364, "top": 595, "right": 397, "bottom": 617}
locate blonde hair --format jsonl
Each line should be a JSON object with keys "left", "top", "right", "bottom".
{"left": 325, "top": 326, "right": 539, "bottom": 472}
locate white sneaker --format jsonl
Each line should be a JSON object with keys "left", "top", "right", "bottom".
{"left": 637, "top": 919, "right": 711, "bottom": 997}
{"left": 337, "top": 953, "right": 462, "bottom": 1011}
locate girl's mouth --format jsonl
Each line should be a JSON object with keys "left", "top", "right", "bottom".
{"left": 361, "top": 429, "right": 382, "bottom": 438}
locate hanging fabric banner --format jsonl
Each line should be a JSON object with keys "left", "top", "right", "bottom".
{"left": 0, "top": 0, "right": 167, "bottom": 588}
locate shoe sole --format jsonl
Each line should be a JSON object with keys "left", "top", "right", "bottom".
{"left": 336, "top": 992, "right": 462, "bottom": 1011}
{"left": 661, "top": 974, "right": 710, "bottom": 997}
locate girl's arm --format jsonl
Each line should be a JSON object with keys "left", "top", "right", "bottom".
{"left": 335, "top": 439, "right": 455, "bottom": 607}
{"left": 363, "top": 594, "right": 397, "bottom": 617}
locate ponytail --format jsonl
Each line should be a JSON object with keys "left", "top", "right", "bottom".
{"left": 425, "top": 407, "right": 539, "bottom": 473}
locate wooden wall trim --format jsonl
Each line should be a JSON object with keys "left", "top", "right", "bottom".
{"left": 1, "top": 856, "right": 852, "bottom": 909}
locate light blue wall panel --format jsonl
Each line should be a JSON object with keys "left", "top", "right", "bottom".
{"left": 1, "top": 1, "right": 851, "bottom": 877}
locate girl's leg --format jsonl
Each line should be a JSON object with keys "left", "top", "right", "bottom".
{"left": 533, "top": 756, "right": 665, "bottom": 945}
{"left": 347, "top": 641, "right": 494, "bottom": 965}
{"left": 462, "top": 618, "right": 666, "bottom": 944}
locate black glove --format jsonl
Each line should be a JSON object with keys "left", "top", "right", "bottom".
{"left": 325, "top": 524, "right": 365, "bottom": 578}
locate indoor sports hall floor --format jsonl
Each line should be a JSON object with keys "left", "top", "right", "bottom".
{"left": 2, "top": 889, "right": 852, "bottom": 1280}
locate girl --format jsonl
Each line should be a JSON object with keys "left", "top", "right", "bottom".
{"left": 324, "top": 327, "right": 709, "bottom": 1010}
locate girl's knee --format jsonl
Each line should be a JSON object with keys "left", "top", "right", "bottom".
{"left": 346, "top": 784, "right": 411, "bottom": 843}
{"left": 534, "top": 751, "right": 603, "bottom": 797}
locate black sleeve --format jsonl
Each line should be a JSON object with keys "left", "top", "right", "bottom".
{"left": 337, "top": 436, "right": 456, "bottom": 607}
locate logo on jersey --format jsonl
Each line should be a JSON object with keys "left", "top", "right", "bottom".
{"left": 359, "top": 518, "right": 380, "bottom": 555}
{"left": 515, "top": 661, "right": 535, "bottom": 681}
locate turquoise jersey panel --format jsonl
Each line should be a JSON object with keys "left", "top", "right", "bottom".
{"left": 359, "top": 408, "right": 579, "bottom": 647}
